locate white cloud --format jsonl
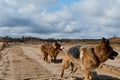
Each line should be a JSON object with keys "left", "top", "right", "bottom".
{"left": 71, "top": 0, "right": 120, "bottom": 26}
{"left": 0, "top": 0, "right": 120, "bottom": 39}
{"left": 39, "top": 6, "right": 73, "bottom": 23}
{"left": 64, "top": 24, "right": 74, "bottom": 32}
{"left": 18, "top": 4, "right": 36, "bottom": 15}
{"left": 0, "top": 26, "right": 31, "bottom": 33}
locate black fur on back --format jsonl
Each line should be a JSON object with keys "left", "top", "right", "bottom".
{"left": 68, "top": 46, "right": 81, "bottom": 59}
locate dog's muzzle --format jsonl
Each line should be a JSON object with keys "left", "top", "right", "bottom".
{"left": 108, "top": 51, "right": 118, "bottom": 60}
{"left": 60, "top": 46, "right": 64, "bottom": 50}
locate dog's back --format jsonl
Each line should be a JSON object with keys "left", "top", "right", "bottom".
{"left": 41, "top": 43, "right": 53, "bottom": 52}
{"left": 68, "top": 46, "right": 81, "bottom": 59}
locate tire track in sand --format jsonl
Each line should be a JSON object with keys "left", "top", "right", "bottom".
{"left": 0, "top": 45, "right": 54, "bottom": 80}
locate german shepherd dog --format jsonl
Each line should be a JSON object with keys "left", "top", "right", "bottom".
{"left": 60, "top": 38, "right": 118, "bottom": 80}
{"left": 41, "top": 42, "right": 64, "bottom": 63}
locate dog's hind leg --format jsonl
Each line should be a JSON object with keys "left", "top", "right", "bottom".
{"left": 53, "top": 56, "right": 57, "bottom": 63}
{"left": 60, "top": 54, "right": 70, "bottom": 78}
{"left": 71, "top": 68, "right": 77, "bottom": 77}
{"left": 60, "top": 65, "right": 69, "bottom": 78}
{"left": 50, "top": 56, "right": 54, "bottom": 62}
{"left": 70, "top": 62, "right": 77, "bottom": 77}
{"left": 70, "top": 62, "right": 74, "bottom": 74}
{"left": 60, "top": 60, "right": 69, "bottom": 78}
{"left": 43, "top": 52, "right": 48, "bottom": 62}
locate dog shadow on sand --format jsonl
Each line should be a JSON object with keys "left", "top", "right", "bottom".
{"left": 72, "top": 75, "right": 120, "bottom": 80}
{"left": 47, "top": 59, "right": 62, "bottom": 63}
{"left": 54, "top": 59, "right": 62, "bottom": 63}
{"left": 71, "top": 72, "right": 120, "bottom": 80}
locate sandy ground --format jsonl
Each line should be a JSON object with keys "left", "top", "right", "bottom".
{"left": 0, "top": 43, "right": 120, "bottom": 80}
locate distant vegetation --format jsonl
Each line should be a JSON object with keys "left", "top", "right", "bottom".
{"left": 0, "top": 36, "right": 120, "bottom": 44}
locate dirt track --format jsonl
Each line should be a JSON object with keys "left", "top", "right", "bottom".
{"left": 0, "top": 44, "right": 120, "bottom": 80}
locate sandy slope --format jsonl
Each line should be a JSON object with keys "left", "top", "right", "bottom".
{"left": 0, "top": 44, "right": 119, "bottom": 80}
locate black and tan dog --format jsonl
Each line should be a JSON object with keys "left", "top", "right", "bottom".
{"left": 60, "top": 38, "right": 118, "bottom": 80}
{"left": 41, "top": 42, "right": 64, "bottom": 63}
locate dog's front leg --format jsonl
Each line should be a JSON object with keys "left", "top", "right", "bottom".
{"left": 84, "top": 69, "right": 92, "bottom": 80}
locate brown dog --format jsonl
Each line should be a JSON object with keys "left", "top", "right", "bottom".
{"left": 60, "top": 38, "right": 118, "bottom": 80}
{"left": 41, "top": 42, "right": 63, "bottom": 63}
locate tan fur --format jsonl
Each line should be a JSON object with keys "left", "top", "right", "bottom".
{"left": 60, "top": 38, "right": 118, "bottom": 80}
{"left": 41, "top": 42, "right": 63, "bottom": 63}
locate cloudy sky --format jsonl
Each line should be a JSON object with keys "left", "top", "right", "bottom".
{"left": 0, "top": 0, "right": 120, "bottom": 39}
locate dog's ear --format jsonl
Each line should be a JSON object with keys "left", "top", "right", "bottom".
{"left": 102, "top": 37, "right": 106, "bottom": 43}
{"left": 106, "top": 40, "right": 110, "bottom": 45}
{"left": 102, "top": 37, "right": 105, "bottom": 41}
{"left": 53, "top": 42, "right": 57, "bottom": 49}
